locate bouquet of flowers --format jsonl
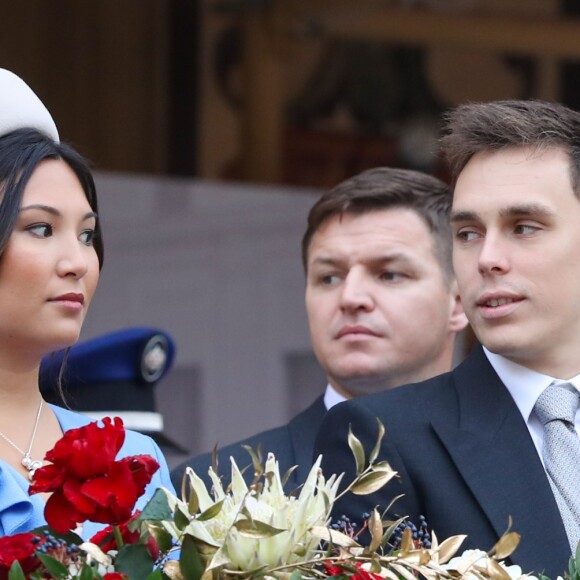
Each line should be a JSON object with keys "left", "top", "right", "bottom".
{"left": 0, "top": 417, "right": 576, "bottom": 580}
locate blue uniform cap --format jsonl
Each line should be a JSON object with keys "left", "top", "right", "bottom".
{"left": 39, "top": 327, "right": 182, "bottom": 450}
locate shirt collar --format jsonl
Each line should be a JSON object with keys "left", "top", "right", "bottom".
{"left": 324, "top": 383, "right": 347, "bottom": 410}
{"left": 483, "top": 346, "right": 580, "bottom": 422}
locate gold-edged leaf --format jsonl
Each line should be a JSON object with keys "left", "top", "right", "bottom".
{"left": 380, "top": 567, "right": 401, "bottom": 580}
{"left": 436, "top": 534, "right": 467, "bottom": 565}
{"left": 490, "top": 531, "right": 521, "bottom": 561}
{"left": 486, "top": 557, "right": 512, "bottom": 580}
{"left": 310, "top": 526, "right": 359, "bottom": 548}
{"left": 380, "top": 494, "right": 404, "bottom": 519}
{"left": 367, "top": 509, "right": 383, "bottom": 553}
{"left": 241, "top": 444, "right": 263, "bottom": 477}
{"left": 350, "top": 467, "right": 397, "bottom": 495}
{"left": 372, "top": 460, "right": 396, "bottom": 471}
{"left": 211, "top": 444, "right": 219, "bottom": 473}
{"left": 369, "top": 419, "right": 386, "bottom": 465}
{"left": 197, "top": 498, "right": 224, "bottom": 522}
{"left": 205, "top": 546, "right": 232, "bottom": 571}
{"left": 233, "top": 519, "right": 285, "bottom": 539}
{"left": 187, "top": 486, "right": 199, "bottom": 516}
{"left": 162, "top": 560, "right": 184, "bottom": 580}
{"left": 399, "top": 527, "right": 414, "bottom": 556}
{"left": 348, "top": 425, "right": 365, "bottom": 474}
{"left": 390, "top": 562, "right": 420, "bottom": 580}
{"left": 381, "top": 516, "right": 406, "bottom": 548}
{"left": 281, "top": 465, "right": 298, "bottom": 489}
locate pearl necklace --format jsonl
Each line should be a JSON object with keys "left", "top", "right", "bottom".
{"left": 0, "top": 399, "right": 44, "bottom": 480}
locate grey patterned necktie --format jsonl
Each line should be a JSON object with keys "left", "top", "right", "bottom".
{"left": 534, "top": 383, "right": 580, "bottom": 553}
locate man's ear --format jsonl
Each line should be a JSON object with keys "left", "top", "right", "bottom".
{"left": 448, "top": 279, "right": 469, "bottom": 333}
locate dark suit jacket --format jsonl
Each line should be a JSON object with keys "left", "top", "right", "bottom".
{"left": 314, "top": 347, "right": 570, "bottom": 578}
{"left": 171, "top": 396, "right": 326, "bottom": 492}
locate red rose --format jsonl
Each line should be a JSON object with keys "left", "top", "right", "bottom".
{"left": 324, "top": 561, "right": 345, "bottom": 576}
{"left": 29, "top": 417, "right": 160, "bottom": 533}
{"left": 103, "top": 574, "right": 128, "bottom": 580}
{"left": 0, "top": 533, "right": 44, "bottom": 580}
{"left": 90, "top": 512, "right": 160, "bottom": 561}
{"left": 323, "top": 561, "right": 382, "bottom": 580}
{"left": 31, "top": 417, "right": 125, "bottom": 493}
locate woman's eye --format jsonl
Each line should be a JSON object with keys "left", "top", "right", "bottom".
{"left": 27, "top": 223, "right": 52, "bottom": 238}
{"left": 79, "top": 229, "right": 95, "bottom": 245}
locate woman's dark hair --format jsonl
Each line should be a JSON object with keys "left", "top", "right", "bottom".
{"left": 0, "top": 128, "right": 103, "bottom": 267}
{"left": 0, "top": 128, "right": 103, "bottom": 407}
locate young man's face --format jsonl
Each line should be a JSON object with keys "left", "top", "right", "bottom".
{"left": 452, "top": 146, "right": 580, "bottom": 377}
{"left": 305, "top": 207, "right": 465, "bottom": 397}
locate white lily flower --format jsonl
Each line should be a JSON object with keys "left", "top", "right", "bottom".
{"left": 173, "top": 452, "right": 342, "bottom": 573}
{"left": 443, "top": 549, "right": 540, "bottom": 580}
{"left": 185, "top": 467, "right": 215, "bottom": 512}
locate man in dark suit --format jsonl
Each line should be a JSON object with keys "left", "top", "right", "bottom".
{"left": 170, "top": 167, "right": 467, "bottom": 490}
{"left": 314, "top": 100, "right": 580, "bottom": 578}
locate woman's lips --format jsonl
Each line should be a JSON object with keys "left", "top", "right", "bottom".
{"left": 48, "top": 293, "right": 85, "bottom": 311}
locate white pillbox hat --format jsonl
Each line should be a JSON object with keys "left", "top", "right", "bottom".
{"left": 0, "top": 68, "right": 59, "bottom": 142}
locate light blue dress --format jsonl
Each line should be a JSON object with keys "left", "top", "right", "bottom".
{"left": 0, "top": 404, "right": 175, "bottom": 538}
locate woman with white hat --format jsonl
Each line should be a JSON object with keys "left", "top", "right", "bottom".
{"left": 0, "top": 69, "right": 174, "bottom": 538}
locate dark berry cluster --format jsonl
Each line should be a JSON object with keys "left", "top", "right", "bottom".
{"left": 389, "top": 515, "right": 432, "bottom": 550}
{"left": 330, "top": 514, "right": 360, "bottom": 537}
{"left": 34, "top": 530, "right": 83, "bottom": 563}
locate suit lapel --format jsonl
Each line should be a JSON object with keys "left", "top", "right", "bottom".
{"left": 288, "top": 396, "right": 327, "bottom": 485}
{"left": 432, "top": 348, "right": 569, "bottom": 575}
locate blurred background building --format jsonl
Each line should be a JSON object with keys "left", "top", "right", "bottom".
{"left": 2, "top": 0, "right": 580, "bottom": 465}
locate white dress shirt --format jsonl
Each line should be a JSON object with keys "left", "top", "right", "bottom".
{"left": 324, "top": 383, "right": 347, "bottom": 410}
{"left": 483, "top": 347, "right": 580, "bottom": 463}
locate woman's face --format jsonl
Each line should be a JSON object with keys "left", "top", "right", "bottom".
{"left": 0, "top": 158, "right": 100, "bottom": 359}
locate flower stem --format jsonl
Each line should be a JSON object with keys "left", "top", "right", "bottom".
{"left": 113, "top": 525, "right": 124, "bottom": 549}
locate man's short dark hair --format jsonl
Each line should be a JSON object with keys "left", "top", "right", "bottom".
{"left": 301, "top": 167, "right": 453, "bottom": 280}
{"left": 440, "top": 99, "right": 580, "bottom": 196}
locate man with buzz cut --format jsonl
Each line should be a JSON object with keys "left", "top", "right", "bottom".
{"left": 314, "top": 100, "right": 580, "bottom": 579}
{"left": 170, "top": 166, "right": 467, "bottom": 490}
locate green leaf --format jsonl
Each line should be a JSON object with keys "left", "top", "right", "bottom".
{"left": 347, "top": 425, "right": 365, "bottom": 474}
{"left": 188, "top": 486, "right": 200, "bottom": 516}
{"left": 115, "top": 544, "right": 154, "bottom": 580}
{"left": 147, "top": 524, "right": 174, "bottom": 553}
{"left": 134, "top": 488, "right": 172, "bottom": 525}
{"left": 79, "top": 564, "right": 96, "bottom": 580}
{"left": 37, "top": 554, "right": 70, "bottom": 578}
{"left": 574, "top": 541, "right": 580, "bottom": 578}
{"left": 197, "top": 498, "right": 224, "bottom": 521}
{"left": 8, "top": 561, "right": 25, "bottom": 580}
{"left": 233, "top": 519, "right": 284, "bottom": 539}
{"left": 350, "top": 467, "right": 397, "bottom": 495}
{"left": 179, "top": 534, "right": 205, "bottom": 580}
{"left": 146, "top": 569, "right": 164, "bottom": 580}
{"left": 368, "top": 419, "right": 385, "bottom": 464}
{"left": 289, "top": 571, "right": 303, "bottom": 580}
{"left": 175, "top": 506, "right": 191, "bottom": 530}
